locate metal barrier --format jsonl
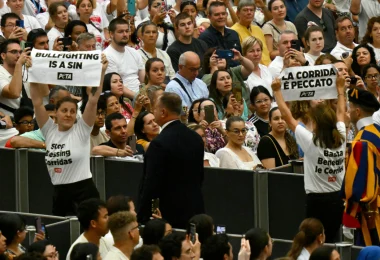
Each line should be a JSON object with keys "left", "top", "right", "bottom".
{"left": 0, "top": 210, "right": 80, "bottom": 260}
{"left": 0, "top": 148, "right": 367, "bottom": 260}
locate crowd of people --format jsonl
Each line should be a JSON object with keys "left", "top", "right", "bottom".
{"left": 0, "top": 0, "right": 379, "bottom": 257}
{"left": 2, "top": 199, "right": 380, "bottom": 260}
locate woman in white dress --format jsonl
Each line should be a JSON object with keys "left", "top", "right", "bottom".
{"left": 243, "top": 36, "right": 273, "bottom": 95}
{"left": 216, "top": 116, "right": 262, "bottom": 170}
{"left": 304, "top": 25, "right": 324, "bottom": 66}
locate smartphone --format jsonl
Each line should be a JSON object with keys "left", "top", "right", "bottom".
{"left": 216, "top": 49, "right": 234, "bottom": 59}
{"left": 16, "top": 20, "right": 24, "bottom": 28}
{"left": 127, "top": 135, "right": 137, "bottom": 154}
{"left": 181, "top": 106, "right": 188, "bottom": 116}
{"left": 341, "top": 52, "right": 349, "bottom": 59}
{"left": 165, "top": 4, "right": 172, "bottom": 11}
{"left": 216, "top": 225, "right": 226, "bottom": 234}
{"left": 204, "top": 105, "right": 215, "bottom": 124}
{"left": 25, "top": 42, "right": 33, "bottom": 55}
{"left": 151, "top": 198, "right": 159, "bottom": 214}
{"left": 127, "top": 0, "right": 136, "bottom": 16}
{"left": 35, "top": 217, "right": 42, "bottom": 233}
{"left": 290, "top": 39, "right": 301, "bottom": 51}
{"left": 189, "top": 223, "right": 196, "bottom": 244}
{"left": 139, "top": 84, "right": 147, "bottom": 96}
{"left": 350, "top": 76, "right": 357, "bottom": 85}
{"left": 232, "top": 82, "right": 242, "bottom": 103}
{"left": 58, "top": 37, "right": 72, "bottom": 46}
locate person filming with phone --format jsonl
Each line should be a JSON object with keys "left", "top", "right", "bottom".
{"left": 0, "top": 13, "right": 27, "bottom": 42}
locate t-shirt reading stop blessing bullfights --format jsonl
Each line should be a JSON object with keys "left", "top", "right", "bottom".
{"left": 41, "top": 118, "right": 93, "bottom": 185}
{"left": 295, "top": 122, "right": 346, "bottom": 194}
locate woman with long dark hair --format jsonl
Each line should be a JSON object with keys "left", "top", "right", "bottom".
{"left": 271, "top": 75, "right": 346, "bottom": 243}
{"left": 351, "top": 43, "right": 377, "bottom": 76}
{"left": 134, "top": 111, "right": 160, "bottom": 151}
{"left": 257, "top": 107, "right": 299, "bottom": 168}
{"left": 362, "top": 63, "right": 380, "bottom": 102}
{"left": 287, "top": 218, "right": 325, "bottom": 260}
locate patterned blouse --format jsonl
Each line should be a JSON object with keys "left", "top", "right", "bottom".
{"left": 205, "top": 127, "right": 226, "bottom": 154}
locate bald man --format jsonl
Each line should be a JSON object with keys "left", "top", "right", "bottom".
{"left": 165, "top": 51, "right": 209, "bottom": 108}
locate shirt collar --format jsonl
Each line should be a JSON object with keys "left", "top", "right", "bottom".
{"left": 176, "top": 72, "right": 192, "bottom": 85}
{"left": 336, "top": 41, "right": 357, "bottom": 51}
{"left": 356, "top": 116, "right": 373, "bottom": 130}
{"left": 161, "top": 120, "right": 178, "bottom": 131}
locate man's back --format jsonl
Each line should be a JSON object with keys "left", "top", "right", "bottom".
{"left": 137, "top": 120, "right": 205, "bottom": 228}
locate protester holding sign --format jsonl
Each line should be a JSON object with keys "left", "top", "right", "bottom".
{"left": 29, "top": 53, "right": 108, "bottom": 216}
{"left": 271, "top": 75, "right": 346, "bottom": 243}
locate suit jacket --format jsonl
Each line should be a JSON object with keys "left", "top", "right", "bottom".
{"left": 137, "top": 120, "right": 205, "bottom": 228}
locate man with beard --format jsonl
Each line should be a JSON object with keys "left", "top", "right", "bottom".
{"left": 103, "top": 18, "right": 145, "bottom": 99}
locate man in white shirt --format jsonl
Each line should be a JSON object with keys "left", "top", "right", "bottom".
{"left": 0, "top": 39, "right": 31, "bottom": 116}
{"left": 66, "top": 199, "right": 112, "bottom": 260}
{"left": 104, "top": 211, "right": 140, "bottom": 260}
{"left": 7, "top": 0, "right": 42, "bottom": 32}
{"left": 330, "top": 16, "right": 358, "bottom": 59}
{"left": 103, "top": 18, "right": 145, "bottom": 98}
{"left": 268, "top": 31, "right": 306, "bottom": 78}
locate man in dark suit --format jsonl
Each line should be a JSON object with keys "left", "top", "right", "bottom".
{"left": 137, "top": 92, "right": 205, "bottom": 228}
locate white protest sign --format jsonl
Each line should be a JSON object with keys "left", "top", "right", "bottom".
{"left": 279, "top": 64, "right": 338, "bottom": 101}
{"left": 29, "top": 49, "right": 102, "bottom": 87}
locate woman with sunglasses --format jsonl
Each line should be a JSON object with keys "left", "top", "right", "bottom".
{"left": 216, "top": 116, "right": 262, "bottom": 170}
{"left": 257, "top": 107, "right": 299, "bottom": 169}
{"left": 362, "top": 64, "right": 380, "bottom": 102}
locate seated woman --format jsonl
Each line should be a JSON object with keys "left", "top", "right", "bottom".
{"left": 248, "top": 86, "right": 273, "bottom": 137}
{"left": 215, "top": 116, "right": 262, "bottom": 170}
{"left": 209, "top": 69, "right": 249, "bottom": 120}
{"left": 221, "top": 93, "right": 260, "bottom": 153}
{"left": 188, "top": 98, "right": 203, "bottom": 124}
{"left": 304, "top": 25, "right": 325, "bottom": 66}
{"left": 142, "top": 219, "right": 172, "bottom": 245}
{"left": 257, "top": 107, "right": 299, "bottom": 168}
{"left": 362, "top": 64, "right": 380, "bottom": 102}
{"left": 134, "top": 111, "right": 160, "bottom": 152}
{"left": 141, "top": 58, "right": 167, "bottom": 91}
{"left": 197, "top": 99, "right": 227, "bottom": 154}
{"left": 188, "top": 124, "right": 220, "bottom": 167}
{"left": 287, "top": 218, "right": 325, "bottom": 260}
{"left": 0, "top": 214, "right": 27, "bottom": 257}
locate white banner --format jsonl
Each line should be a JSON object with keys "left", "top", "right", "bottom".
{"left": 29, "top": 49, "right": 102, "bottom": 87}
{"left": 279, "top": 64, "right": 338, "bottom": 101}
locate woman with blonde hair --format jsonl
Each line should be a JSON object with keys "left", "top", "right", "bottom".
{"left": 243, "top": 36, "right": 273, "bottom": 95}
{"left": 287, "top": 218, "right": 325, "bottom": 260}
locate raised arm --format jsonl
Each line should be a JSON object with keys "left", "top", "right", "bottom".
{"left": 30, "top": 82, "right": 49, "bottom": 129}
{"left": 336, "top": 75, "right": 346, "bottom": 123}
{"left": 231, "top": 49, "right": 255, "bottom": 78}
{"left": 271, "top": 78, "right": 298, "bottom": 132}
{"left": 350, "top": 0, "right": 361, "bottom": 15}
{"left": 82, "top": 54, "right": 108, "bottom": 127}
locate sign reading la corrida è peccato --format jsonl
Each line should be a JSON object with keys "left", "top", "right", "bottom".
{"left": 279, "top": 64, "right": 338, "bottom": 101}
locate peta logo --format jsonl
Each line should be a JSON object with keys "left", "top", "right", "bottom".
{"left": 57, "top": 72, "right": 73, "bottom": 80}
{"left": 300, "top": 91, "right": 315, "bottom": 98}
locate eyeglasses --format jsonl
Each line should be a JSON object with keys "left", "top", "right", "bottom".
{"left": 365, "top": 74, "right": 380, "bottom": 80}
{"left": 229, "top": 128, "right": 248, "bottom": 135}
{"left": 319, "top": 19, "right": 327, "bottom": 31}
{"left": 4, "top": 24, "right": 16, "bottom": 28}
{"left": 184, "top": 66, "right": 202, "bottom": 73}
{"left": 18, "top": 120, "right": 35, "bottom": 125}
{"left": 7, "top": 50, "right": 23, "bottom": 55}
{"left": 255, "top": 98, "right": 270, "bottom": 104}
{"left": 129, "top": 225, "right": 140, "bottom": 232}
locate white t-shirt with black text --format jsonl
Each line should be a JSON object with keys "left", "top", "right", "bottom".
{"left": 41, "top": 117, "right": 93, "bottom": 185}
{"left": 295, "top": 122, "right": 346, "bottom": 194}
